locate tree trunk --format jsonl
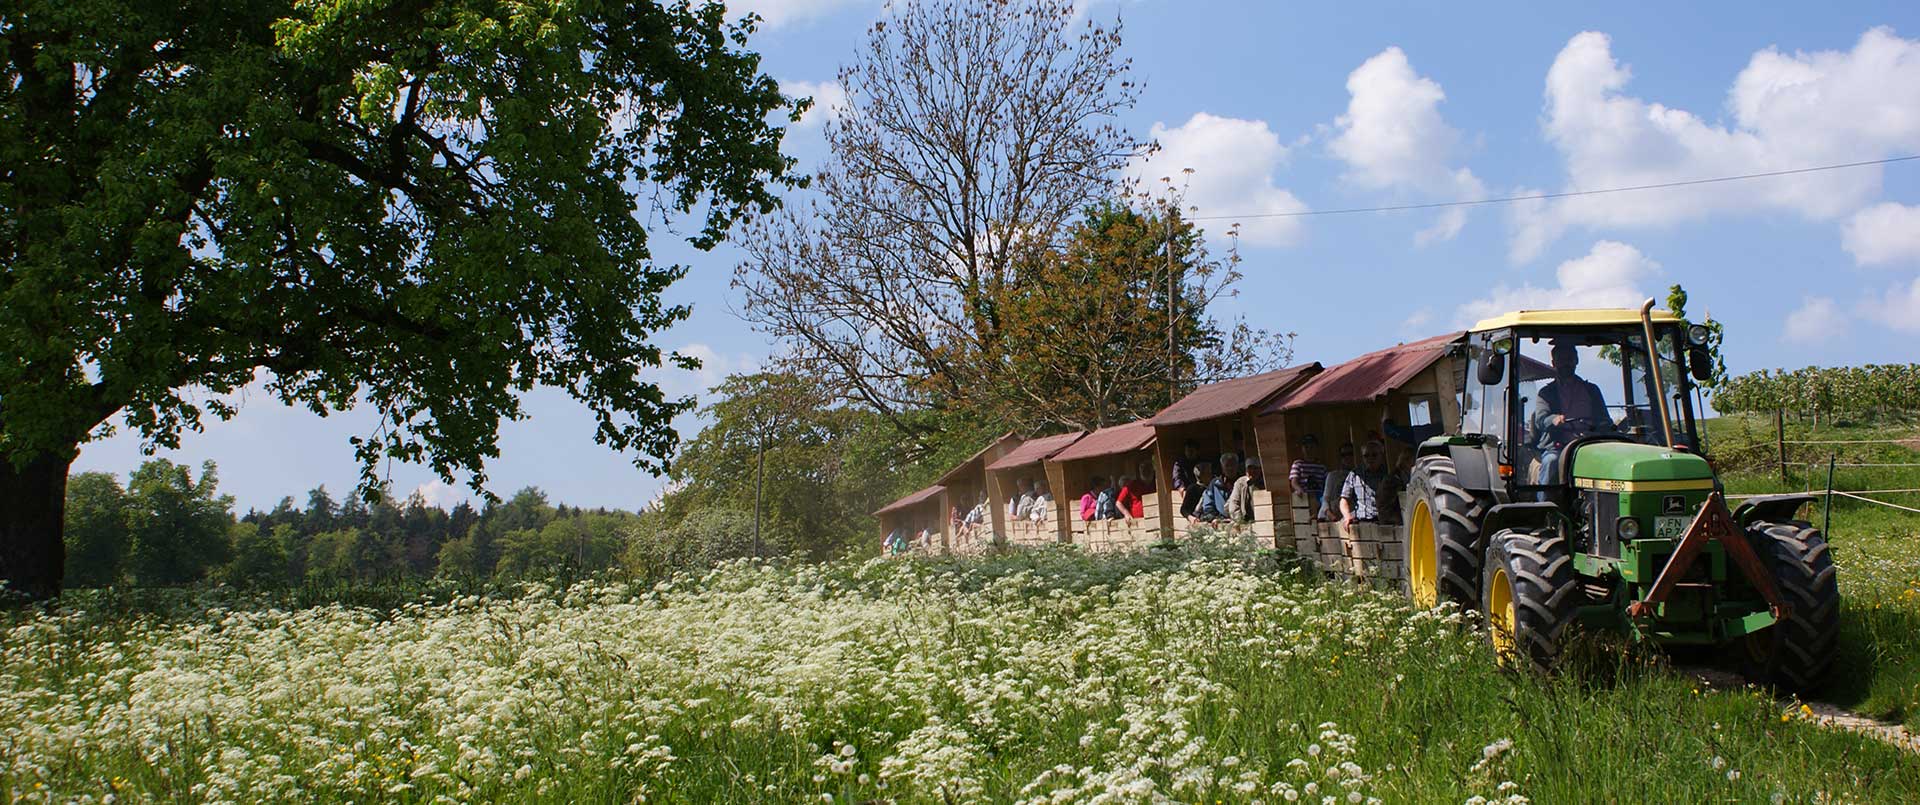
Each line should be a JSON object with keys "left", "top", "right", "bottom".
{"left": 0, "top": 449, "right": 73, "bottom": 603}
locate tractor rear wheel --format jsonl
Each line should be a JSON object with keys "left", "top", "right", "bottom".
{"left": 1741, "top": 521, "right": 1840, "bottom": 692}
{"left": 1482, "top": 529, "right": 1579, "bottom": 673}
{"left": 1405, "top": 455, "right": 1487, "bottom": 610}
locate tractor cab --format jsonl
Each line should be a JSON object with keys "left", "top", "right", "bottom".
{"left": 1458, "top": 308, "right": 1712, "bottom": 503}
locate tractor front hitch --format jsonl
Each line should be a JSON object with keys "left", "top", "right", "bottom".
{"left": 1625, "top": 492, "right": 1790, "bottom": 622}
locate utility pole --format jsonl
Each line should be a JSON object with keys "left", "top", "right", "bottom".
{"left": 753, "top": 435, "right": 766, "bottom": 557}
{"left": 1166, "top": 205, "right": 1177, "bottom": 405}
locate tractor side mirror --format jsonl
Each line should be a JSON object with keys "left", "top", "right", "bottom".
{"left": 1477, "top": 349, "right": 1507, "bottom": 386}
{"left": 1688, "top": 346, "right": 1712, "bottom": 382}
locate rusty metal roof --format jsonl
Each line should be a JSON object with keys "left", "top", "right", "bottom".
{"left": 935, "top": 433, "right": 1021, "bottom": 487}
{"left": 986, "top": 431, "right": 1086, "bottom": 472}
{"left": 1266, "top": 331, "right": 1465, "bottom": 413}
{"left": 1149, "top": 364, "right": 1322, "bottom": 426}
{"left": 1051, "top": 420, "right": 1157, "bottom": 462}
{"left": 873, "top": 484, "right": 946, "bottom": 517}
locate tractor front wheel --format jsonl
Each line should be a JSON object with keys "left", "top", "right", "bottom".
{"left": 1483, "top": 529, "right": 1579, "bottom": 673}
{"left": 1406, "top": 455, "right": 1487, "bottom": 610}
{"left": 1741, "top": 521, "right": 1840, "bottom": 692}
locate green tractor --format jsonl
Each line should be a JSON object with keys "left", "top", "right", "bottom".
{"left": 1404, "top": 303, "right": 1839, "bottom": 690}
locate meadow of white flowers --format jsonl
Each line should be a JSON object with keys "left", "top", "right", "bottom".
{"left": 2, "top": 545, "right": 1911, "bottom": 803}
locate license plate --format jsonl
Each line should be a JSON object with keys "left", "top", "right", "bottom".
{"left": 1655, "top": 516, "right": 1688, "bottom": 539}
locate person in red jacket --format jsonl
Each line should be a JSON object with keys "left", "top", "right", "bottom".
{"left": 1117, "top": 474, "right": 1148, "bottom": 519}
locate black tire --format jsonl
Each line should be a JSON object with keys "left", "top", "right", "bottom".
{"left": 1482, "top": 529, "right": 1580, "bottom": 673}
{"left": 1742, "top": 521, "right": 1840, "bottom": 692}
{"left": 1405, "top": 455, "right": 1488, "bottom": 610}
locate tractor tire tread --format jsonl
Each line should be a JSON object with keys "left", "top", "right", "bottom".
{"left": 1487, "top": 528, "right": 1580, "bottom": 674}
{"left": 1409, "top": 456, "right": 1489, "bottom": 611}
{"left": 1744, "top": 521, "right": 1841, "bottom": 693}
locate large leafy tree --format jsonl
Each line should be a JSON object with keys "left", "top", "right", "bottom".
{"left": 990, "top": 198, "right": 1290, "bottom": 432}
{"left": 0, "top": 0, "right": 801, "bottom": 599}
{"left": 123, "top": 459, "right": 234, "bottom": 586}
{"left": 62, "top": 471, "right": 129, "bottom": 588}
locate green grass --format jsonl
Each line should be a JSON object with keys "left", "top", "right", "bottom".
{"left": 1706, "top": 414, "right": 1920, "bottom": 730}
{"left": 2, "top": 542, "right": 1914, "bottom": 803}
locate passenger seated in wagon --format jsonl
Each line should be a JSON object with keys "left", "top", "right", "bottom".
{"left": 1338, "top": 440, "right": 1406, "bottom": 528}
{"left": 1227, "top": 458, "right": 1264, "bottom": 524}
{"left": 1189, "top": 462, "right": 1230, "bottom": 523}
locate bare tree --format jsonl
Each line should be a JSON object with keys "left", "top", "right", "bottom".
{"left": 734, "top": 0, "right": 1144, "bottom": 433}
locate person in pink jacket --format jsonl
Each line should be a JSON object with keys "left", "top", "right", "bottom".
{"left": 1079, "top": 476, "right": 1107, "bottom": 521}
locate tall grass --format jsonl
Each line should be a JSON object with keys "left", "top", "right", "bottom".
{"left": 3, "top": 541, "right": 1912, "bottom": 803}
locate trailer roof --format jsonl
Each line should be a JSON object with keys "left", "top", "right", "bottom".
{"left": 873, "top": 484, "right": 945, "bottom": 517}
{"left": 1050, "top": 420, "right": 1157, "bottom": 463}
{"left": 1149, "top": 364, "right": 1321, "bottom": 426}
{"left": 1266, "top": 331, "right": 1464, "bottom": 413}
{"left": 986, "top": 431, "right": 1088, "bottom": 472}
{"left": 935, "top": 433, "right": 1021, "bottom": 487}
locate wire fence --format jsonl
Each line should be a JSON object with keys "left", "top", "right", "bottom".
{"left": 1709, "top": 433, "right": 1920, "bottom": 520}
{"left": 1785, "top": 439, "right": 1920, "bottom": 446}
{"left": 1830, "top": 490, "right": 1920, "bottom": 515}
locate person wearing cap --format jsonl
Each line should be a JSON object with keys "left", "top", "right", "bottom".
{"left": 1227, "top": 457, "right": 1265, "bottom": 524}
{"left": 1530, "top": 342, "right": 1611, "bottom": 484}
{"left": 1288, "top": 434, "right": 1328, "bottom": 516}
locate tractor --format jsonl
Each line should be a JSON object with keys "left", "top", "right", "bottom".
{"left": 1403, "top": 302, "right": 1839, "bottom": 690}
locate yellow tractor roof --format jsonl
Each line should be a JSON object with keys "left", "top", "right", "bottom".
{"left": 1469, "top": 308, "right": 1682, "bottom": 332}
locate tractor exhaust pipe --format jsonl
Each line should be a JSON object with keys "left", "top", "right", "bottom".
{"left": 1639, "top": 298, "right": 1676, "bottom": 449}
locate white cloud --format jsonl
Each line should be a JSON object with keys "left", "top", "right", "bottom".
{"left": 1842, "top": 202, "right": 1920, "bottom": 266}
{"left": 1513, "top": 27, "right": 1920, "bottom": 262}
{"left": 410, "top": 479, "right": 469, "bottom": 510}
{"left": 1783, "top": 297, "right": 1847, "bottom": 343}
{"left": 1126, "top": 113, "right": 1308, "bottom": 247}
{"left": 667, "top": 343, "right": 760, "bottom": 398}
{"left": 1458, "top": 240, "right": 1659, "bottom": 326}
{"left": 1328, "top": 47, "right": 1487, "bottom": 244}
{"left": 1401, "top": 306, "right": 1434, "bottom": 336}
{"left": 1861, "top": 277, "right": 1920, "bottom": 334}
{"left": 727, "top": 0, "right": 865, "bottom": 30}
{"left": 782, "top": 79, "right": 846, "bottom": 128}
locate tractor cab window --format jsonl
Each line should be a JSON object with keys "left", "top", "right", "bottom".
{"left": 1460, "top": 340, "right": 1506, "bottom": 444}
{"left": 1512, "top": 327, "right": 1699, "bottom": 486}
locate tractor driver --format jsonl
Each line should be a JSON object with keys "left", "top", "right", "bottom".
{"left": 1529, "top": 342, "right": 1610, "bottom": 485}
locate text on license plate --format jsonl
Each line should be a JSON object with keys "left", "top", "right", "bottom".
{"left": 1654, "top": 516, "right": 1688, "bottom": 539}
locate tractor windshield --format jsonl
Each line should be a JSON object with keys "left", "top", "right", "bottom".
{"left": 1511, "top": 326, "right": 1699, "bottom": 474}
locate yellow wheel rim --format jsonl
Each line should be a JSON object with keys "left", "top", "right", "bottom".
{"left": 1409, "top": 500, "right": 1438, "bottom": 607}
{"left": 1488, "top": 566, "right": 1517, "bottom": 659}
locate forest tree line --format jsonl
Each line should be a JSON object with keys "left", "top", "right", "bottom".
{"left": 61, "top": 453, "right": 894, "bottom": 590}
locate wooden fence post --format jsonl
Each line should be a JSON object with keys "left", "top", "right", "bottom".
{"left": 1776, "top": 408, "right": 1788, "bottom": 485}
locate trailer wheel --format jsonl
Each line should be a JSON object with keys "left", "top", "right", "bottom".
{"left": 1483, "top": 529, "right": 1579, "bottom": 673}
{"left": 1741, "top": 521, "right": 1840, "bottom": 693}
{"left": 1406, "top": 455, "right": 1487, "bottom": 610}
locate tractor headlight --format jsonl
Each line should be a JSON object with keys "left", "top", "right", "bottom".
{"left": 1617, "top": 517, "right": 1642, "bottom": 540}
{"left": 1688, "top": 324, "right": 1710, "bottom": 345}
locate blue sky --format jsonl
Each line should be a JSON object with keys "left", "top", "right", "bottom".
{"left": 74, "top": 0, "right": 1920, "bottom": 512}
